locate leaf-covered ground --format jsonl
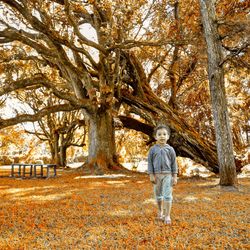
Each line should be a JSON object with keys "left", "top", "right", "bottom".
{"left": 0, "top": 171, "right": 249, "bottom": 249}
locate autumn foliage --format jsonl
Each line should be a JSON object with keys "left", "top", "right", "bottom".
{"left": 0, "top": 0, "right": 249, "bottom": 247}
{"left": 0, "top": 171, "right": 249, "bottom": 249}
{"left": 0, "top": 0, "right": 249, "bottom": 175}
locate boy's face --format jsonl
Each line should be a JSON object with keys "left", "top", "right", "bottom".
{"left": 155, "top": 128, "right": 170, "bottom": 145}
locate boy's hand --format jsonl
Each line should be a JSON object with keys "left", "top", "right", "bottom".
{"left": 172, "top": 175, "right": 178, "bottom": 186}
{"left": 149, "top": 174, "right": 156, "bottom": 184}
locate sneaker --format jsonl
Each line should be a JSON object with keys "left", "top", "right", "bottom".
{"left": 156, "top": 212, "right": 164, "bottom": 221}
{"left": 164, "top": 218, "right": 171, "bottom": 225}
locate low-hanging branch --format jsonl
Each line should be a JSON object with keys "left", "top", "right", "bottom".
{"left": 0, "top": 103, "right": 82, "bottom": 129}
{"left": 0, "top": 75, "right": 45, "bottom": 96}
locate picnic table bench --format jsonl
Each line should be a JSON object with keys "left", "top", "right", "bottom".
{"left": 11, "top": 163, "right": 57, "bottom": 178}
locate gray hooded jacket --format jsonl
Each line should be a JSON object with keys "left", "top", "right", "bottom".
{"left": 148, "top": 144, "right": 178, "bottom": 174}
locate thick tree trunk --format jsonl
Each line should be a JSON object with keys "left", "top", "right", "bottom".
{"left": 86, "top": 109, "right": 120, "bottom": 174}
{"left": 119, "top": 107, "right": 219, "bottom": 174}
{"left": 199, "top": 0, "right": 237, "bottom": 186}
{"left": 120, "top": 90, "right": 244, "bottom": 174}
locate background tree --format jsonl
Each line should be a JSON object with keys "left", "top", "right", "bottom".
{"left": 116, "top": 127, "right": 149, "bottom": 167}
{"left": 0, "top": 0, "right": 163, "bottom": 173}
{"left": 0, "top": 0, "right": 118, "bottom": 173}
{"left": 19, "top": 91, "right": 87, "bottom": 167}
{"left": 0, "top": 126, "right": 26, "bottom": 164}
{"left": 133, "top": 0, "right": 215, "bottom": 140}
{"left": 199, "top": 0, "right": 238, "bottom": 186}
{"left": 217, "top": 0, "right": 250, "bottom": 153}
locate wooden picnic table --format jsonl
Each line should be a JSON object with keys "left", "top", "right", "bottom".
{"left": 11, "top": 163, "right": 57, "bottom": 178}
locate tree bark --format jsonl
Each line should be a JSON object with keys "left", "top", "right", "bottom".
{"left": 86, "top": 109, "right": 120, "bottom": 174}
{"left": 168, "top": 2, "right": 180, "bottom": 110}
{"left": 199, "top": 0, "right": 237, "bottom": 186}
{"left": 59, "top": 145, "right": 67, "bottom": 167}
{"left": 53, "top": 131, "right": 60, "bottom": 166}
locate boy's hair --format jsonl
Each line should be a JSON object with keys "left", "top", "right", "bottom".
{"left": 154, "top": 124, "right": 171, "bottom": 137}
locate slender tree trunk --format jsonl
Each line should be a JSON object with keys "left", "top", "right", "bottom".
{"left": 49, "top": 142, "right": 56, "bottom": 164}
{"left": 199, "top": 0, "right": 237, "bottom": 186}
{"left": 59, "top": 145, "right": 67, "bottom": 167}
{"left": 168, "top": 2, "right": 179, "bottom": 110}
{"left": 86, "top": 109, "right": 120, "bottom": 174}
{"left": 53, "top": 132, "right": 61, "bottom": 166}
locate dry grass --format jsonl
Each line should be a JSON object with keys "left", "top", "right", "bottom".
{"left": 0, "top": 171, "right": 249, "bottom": 249}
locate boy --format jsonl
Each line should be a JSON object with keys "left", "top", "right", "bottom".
{"left": 148, "top": 124, "right": 178, "bottom": 225}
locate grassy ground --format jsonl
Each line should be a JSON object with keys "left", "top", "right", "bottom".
{"left": 0, "top": 170, "right": 249, "bottom": 249}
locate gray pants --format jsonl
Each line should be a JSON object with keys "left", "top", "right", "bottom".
{"left": 154, "top": 174, "right": 173, "bottom": 202}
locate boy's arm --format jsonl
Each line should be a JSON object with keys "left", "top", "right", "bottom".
{"left": 147, "top": 148, "right": 154, "bottom": 174}
{"left": 171, "top": 148, "right": 178, "bottom": 185}
{"left": 148, "top": 148, "right": 156, "bottom": 184}
{"left": 172, "top": 173, "right": 178, "bottom": 185}
{"left": 149, "top": 174, "right": 156, "bottom": 184}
